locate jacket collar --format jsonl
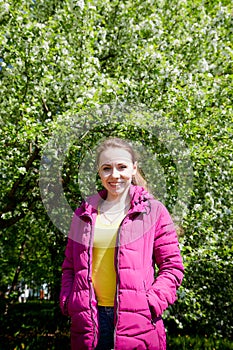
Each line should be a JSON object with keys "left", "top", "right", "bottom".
{"left": 79, "top": 185, "right": 152, "bottom": 217}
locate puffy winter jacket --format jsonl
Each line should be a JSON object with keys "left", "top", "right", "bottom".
{"left": 60, "top": 185, "right": 184, "bottom": 350}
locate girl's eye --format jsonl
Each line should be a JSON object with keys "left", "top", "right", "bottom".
{"left": 119, "top": 165, "right": 127, "bottom": 170}
{"left": 102, "top": 167, "right": 111, "bottom": 171}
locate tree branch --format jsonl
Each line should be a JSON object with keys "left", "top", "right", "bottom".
{"left": 0, "top": 146, "right": 41, "bottom": 228}
{"left": 1, "top": 146, "right": 40, "bottom": 215}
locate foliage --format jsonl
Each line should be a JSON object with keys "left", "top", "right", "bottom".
{"left": 0, "top": 0, "right": 232, "bottom": 342}
{"left": 167, "top": 334, "right": 233, "bottom": 350}
{"left": 0, "top": 302, "right": 70, "bottom": 350}
{"left": 1, "top": 302, "right": 232, "bottom": 350}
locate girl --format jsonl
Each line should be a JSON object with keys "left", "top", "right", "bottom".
{"left": 60, "top": 137, "right": 184, "bottom": 350}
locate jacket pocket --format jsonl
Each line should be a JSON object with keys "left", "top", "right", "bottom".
{"left": 143, "top": 281, "right": 157, "bottom": 327}
{"left": 67, "top": 290, "right": 76, "bottom": 317}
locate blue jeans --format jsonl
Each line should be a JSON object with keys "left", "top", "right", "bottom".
{"left": 95, "top": 306, "right": 114, "bottom": 350}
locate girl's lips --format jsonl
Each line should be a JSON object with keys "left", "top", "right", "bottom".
{"left": 108, "top": 182, "right": 123, "bottom": 186}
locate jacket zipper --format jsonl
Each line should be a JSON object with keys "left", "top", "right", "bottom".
{"left": 87, "top": 216, "right": 97, "bottom": 349}
{"left": 114, "top": 210, "right": 139, "bottom": 347}
{"left": 114, "top": 219, "right": 125, "bottom": 348}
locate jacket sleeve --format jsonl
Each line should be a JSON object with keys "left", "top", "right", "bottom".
{"left": 146, "top": 203, "right": 184, "bottom": 318}
{"left": 59, "top": 237, "right": 74, "bottom": 316}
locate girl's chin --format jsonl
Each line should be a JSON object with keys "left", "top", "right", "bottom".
{"left": 106, "top": 184, "right": 130, "bottom": 197}
{"left": 108, "top": 188, "right": 124, "bottom": 195}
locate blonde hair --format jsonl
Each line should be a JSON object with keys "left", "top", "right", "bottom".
{"left": 96, "top": 137, "right": 148, "bottom": 190}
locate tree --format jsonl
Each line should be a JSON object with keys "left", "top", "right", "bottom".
{"left": 0, "top": 0, "right": 232, "bottom": 339}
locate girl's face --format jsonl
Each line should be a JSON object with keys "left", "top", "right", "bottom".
{"left": 98, "top": 147, "right": 137, "bottom": 201}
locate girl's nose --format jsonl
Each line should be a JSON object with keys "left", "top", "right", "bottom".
{"left": 111, "top": 167, "right": 120, "bottom": 177}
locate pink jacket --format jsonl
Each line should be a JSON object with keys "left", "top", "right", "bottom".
{"left": 60, "top": 185, "right": 184, "bottom": 349}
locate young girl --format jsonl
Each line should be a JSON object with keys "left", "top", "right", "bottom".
{"left": 60, "top": 137, "right": 184, "bottom": 350}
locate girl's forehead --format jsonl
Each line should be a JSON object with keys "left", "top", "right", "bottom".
{"left": 98, "top": 147, "right": 133, "bottom": 165}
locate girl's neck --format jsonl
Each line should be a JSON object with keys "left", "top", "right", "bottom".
{"left": 99, "top": 190, "right": 131, "bottom": 225}
{"left": 104, "top": 190, "right": 131, "bottom": 209}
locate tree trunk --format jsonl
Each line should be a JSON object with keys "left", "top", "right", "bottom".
{"left": 8, "top": 238, "right": 27, "bottom": 297}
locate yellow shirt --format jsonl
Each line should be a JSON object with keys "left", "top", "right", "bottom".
{"left": 92, "top": 215, "right": 120, "bottom": 306}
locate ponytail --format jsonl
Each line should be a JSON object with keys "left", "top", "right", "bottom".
{"left": 132, "top": 168, "right": 148, "bottom": 191}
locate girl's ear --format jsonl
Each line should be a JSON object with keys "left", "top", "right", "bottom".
{"left": 133, "top": 161, "right": 137, "bottom": 175}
